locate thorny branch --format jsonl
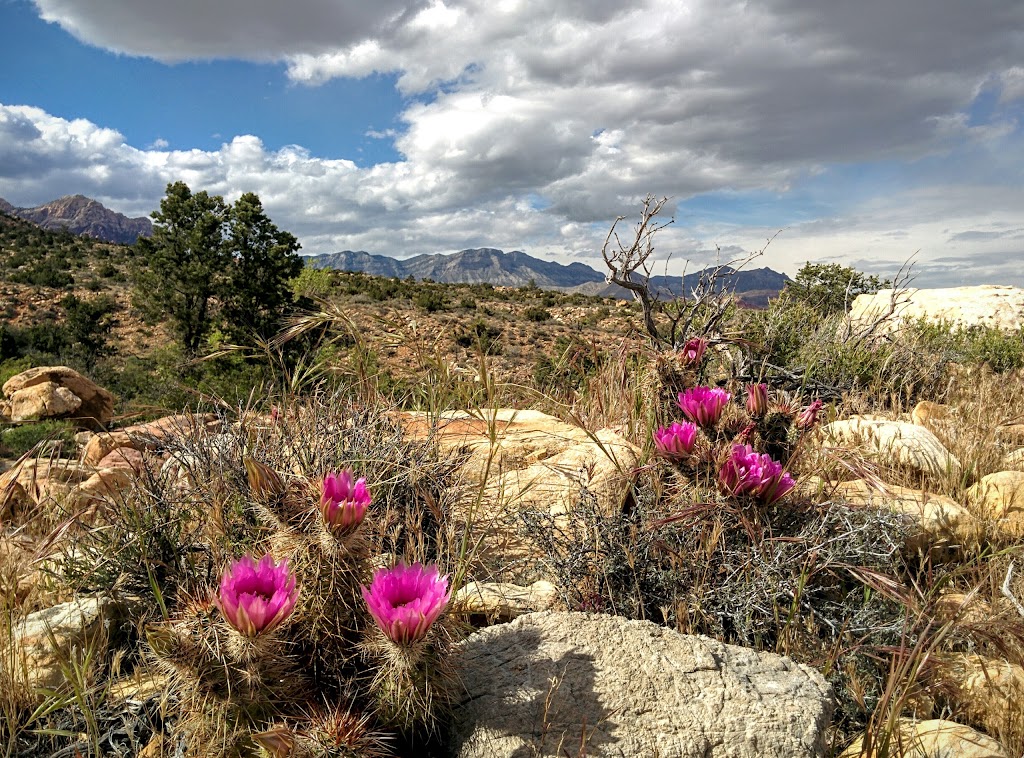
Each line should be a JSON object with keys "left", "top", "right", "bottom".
{"left": 601, "top": 194, "right": 775, "bottom": 350}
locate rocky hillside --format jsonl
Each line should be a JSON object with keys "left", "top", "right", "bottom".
{"left": 0, "top": 195, "right": 151, "bottom": 244}
{"left": 307, "top": 247, "right": 789, "bottom": 301}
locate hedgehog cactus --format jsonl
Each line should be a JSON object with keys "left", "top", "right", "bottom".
{"left": 360, "top": 562, "right": 455, "bottom": 733}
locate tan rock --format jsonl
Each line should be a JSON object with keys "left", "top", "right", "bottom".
{"left": 0, "top": 398, "right": 11, "bottom": 420}
{"left": 840, "top": 719, "right": 1008, "bottom": 757}
{"left": 941, "top": 654, "right": 1024, "bottom": 741}
{"left": 967, "top": 471, "right": 1024, "bottom": 537}
{"left": 8, "top": 596, "right": 115, "bottom": 692}
{"left": 0, "top": 458, "right": 93, "bottom": 513}
{"left": 397, "top": 410, "right": 641, "bottom": 581}
{"left": 2, "top": 366, "right": 114, "bottom": 428}
{"left": 82, "top": 413, "right": 221, "bottom": 466}
{"left": 934, "top": 592, "right": 993, "bottom": 625}
{"left": 1004, "top": 448, "right": 1024, "bottom": 472}
{"left": 850, "top": 285, "right": 1024, "bottom": 333}
{"left": 97, "top": 446, "right": 147, "bottom": 473}
{"left": 833, "top": 479, "right": 978, "bottom": 555}
{"left": 821, "top": 418, "right": 961, "bottom": 480}
{"left": 998, "top": 424, "right": 1024, "bottom": 446}
{"left": 455, "top": 580, "right": 560, "bottom": 621}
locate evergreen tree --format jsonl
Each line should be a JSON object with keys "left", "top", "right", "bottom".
{"left": 132, "top": 182, "right": 229, "bottom": 356}
{"left": 783, "top": 262, "right": 890, "bottom": 317}
{"left": 221, "top": 192, "right": 302, "bottom": 344}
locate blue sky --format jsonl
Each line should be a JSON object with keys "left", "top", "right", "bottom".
{"left": 1, "top": 0, "right": 1022, "bottom": 286}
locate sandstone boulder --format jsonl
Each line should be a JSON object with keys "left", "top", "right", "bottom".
{"left": 448, "top": 611, "right": 833, "bottom": 758}
{"left": 941, "top": 654, "right": 1024, "bottom": 742}
{"left": 397, "top": 410, "right": 641, "bottom": 581}
{"left": 455, "top": 580, "right": 560, "bottom": 622}
{"left": 820, "top": 418, "right": 961, "bottom": 480}
{"left": 82, "top": 413, "right": 221, "bottom": 466}
{"left": 8, "top": 595, "right": 116, "bottom": 692}
{"left": 966, "top": 471, "right": 1024, "bottom": 537}
{"left": 833, "top": 479, "right": 979, "bottom": 555}
{"left": 1004, "top": 448, "right": 1024, "bottom": 472}
{"left": 2, "top": 366, "right": 114, "bottom": 428}
{"left": 850, "top": 285, "right": 1024, "bottom": 333}
{"left": 840, "top": 719, "right": 1007, "bottom": 757}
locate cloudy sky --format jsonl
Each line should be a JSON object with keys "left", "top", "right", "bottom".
{"left": 1, "top": 0, "right": 1022, "bottom": 286}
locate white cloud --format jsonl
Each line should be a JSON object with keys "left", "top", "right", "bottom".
{"left": 5, "top": 1, "right": 1024, "bottom": 286}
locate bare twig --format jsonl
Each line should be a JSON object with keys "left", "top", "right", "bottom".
{"left": 1002, "top": 561, "right": 1024, "bottom": 618}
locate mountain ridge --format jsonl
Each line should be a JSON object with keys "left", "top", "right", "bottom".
{"left": 0, "top": 194, "right": 152, "bottom": 244}
{"left": 306, "top": 247, "right": 789, "bottom": 304}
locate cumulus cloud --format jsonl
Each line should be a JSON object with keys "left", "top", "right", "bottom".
{"left": 32, "top": 0, "right": 431, "bottom": 61}
{"left": 5, "top": 1, "right": 1024, "bottom": 286}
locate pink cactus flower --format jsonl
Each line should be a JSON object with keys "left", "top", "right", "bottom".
{"left": 217, "top": 554, "right": 298, "bottom": 638}
{"left": 320, "top": 470, "right": 371, "bottom": 534}
{"left": 362, "top": 562, "right": 451, "bottom": 645}
{"left": 654, "top": 422, "right": 699, "bottom": 458}
{"left": 796, "top": 399, "right": 825, "bottom": 430}
{"left": 745, "top": 383, "right": 769, "bottom": 417}
{"left": 680, "top": 337, "right": 708, "bottom": 365}
{"left": 677, "top": 386, "right": 733, "bottom": 427}
{"left": 718, "top": 444, "right": 795, "bottom": 504}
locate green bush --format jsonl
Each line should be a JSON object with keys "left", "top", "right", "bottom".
{"left": 523, "top": 305, "right": 551, "bottom": 322}
{"left": 414, "top": 288, "right": 447, "bottom": 313}
{"left": 0, "top": 419, "right": 76, "bottom": 457}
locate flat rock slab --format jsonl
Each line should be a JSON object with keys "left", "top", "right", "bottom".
{"left": 448, "top": 611, "right": 833, "bottom": 758}
{"left": 849, "top": 285, "right": 1024, "bottom": 333}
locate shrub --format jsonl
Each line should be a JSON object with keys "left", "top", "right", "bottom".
{"left": 0, "top": 419, "right": 76, "bottom": 458}
{"left": 522, "top": 305, "right": 551, "bottom": 322}
{"left": 414, "top": 288, "right": 447, "bottom": 313}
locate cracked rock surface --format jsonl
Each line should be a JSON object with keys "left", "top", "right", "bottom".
{"left": 448, "top": 611, "right": 834, "bottom": 758}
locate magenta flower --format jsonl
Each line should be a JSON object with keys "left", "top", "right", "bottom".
{"left": 320, "top": 469, "right": 371, "bottom": 535}
{"left": 745, "top": 383, "right": 769, "bottom": 418}
{"left": 796, "top": 399, "right": 825, "bottom": 430}
{"left": 362, "top": 562, "right": 451, "bottom": 645}
{"left": 680, "top": 337, "right": 708, "bottom": 365}
{"left": 217, "top": 554, "right": 298, "bottom": 638}
{"left": 654, "top": 422, "right": 699, "bottom": 458}
{"left": 718, "top": 444, "right": 796, "bottom": 504}
{"left": 677, "top": 386, "right": 733, "bottom": 427}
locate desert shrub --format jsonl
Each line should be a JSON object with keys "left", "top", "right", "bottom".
{"left": 414, "top": 288, "right": 447, "bottom": 313}
{"left": 522, "top": 305, "right": 551, "bottom": 322}
{"left": 0, "top": 419, "right": 76, "bottom": 457}
{"left": 783, "top": 261, "right": 890, "bottom": 317}
{"left": 454, "top": 318, "right": 503, "bottom": 355}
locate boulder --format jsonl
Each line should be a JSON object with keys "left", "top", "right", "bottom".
{"left": 2, "top": 366, "right": 114, "bottom": 428}
{"left": 448, "top": 611, "right": 833, "bottom": 758}
{"left": 850, "top": 285, "right": 1024, "bottom": 333}
{"left": 0, "top": 458, "right": 93, "bottom": 517}
{"left": 820, "top": 418, "right": 961, "bottom": 480}
{"left": 840, "top": 719, "right": 1008, "bottom": 757}
{"left": 9, "top": 595, "right": 116, "bottom": 692}
{"left": 934, "top": 592, "right": 993, "bottom": 626}
{"left": 833, "top": 479, "right": 979, "bottom": 555}
{"left": 82, "top": 413, "right": 221, "bottom": 466}
{"left": 910, "top": 401, "right": 959, "bottom": 439}
{"left": 455, "top": 580, "right": 560, "bottom": 621}
{"left": 1004, "top": 448, "right": 1024, "bottom": 472}
{"left": 397, "top": 410, "right": 641, "bottom": 581}
{"left": 966, "top": 471, "right": 1024, "bottom": 537}
{"left": 940, "top": 654, "right": 1024, "bottom": 741}
{"left": 998, "top": 424, "right": 1024, "bottom": 446}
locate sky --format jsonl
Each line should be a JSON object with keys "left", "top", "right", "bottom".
{"left": 1, "top": 0, "right": 1022, "bottom": 287}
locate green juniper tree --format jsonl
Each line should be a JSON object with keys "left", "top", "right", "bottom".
{"left": 221, "top": 192, "right": 302, "bottom": 344}
{"left": 783, "top": 262, "right": 891, "bottom": 317}
{"left": 132, "top": 183, "right": 302, "bottom": 355}
{"left": 132, "top": 182, "right": 229, "bottom": 356}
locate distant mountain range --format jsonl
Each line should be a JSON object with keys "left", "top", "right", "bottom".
{"left": 0, "top": 195, "right": 151, "bottom": 244}
{"left": 306, "top": 247, "right": 789, "bottom": 305}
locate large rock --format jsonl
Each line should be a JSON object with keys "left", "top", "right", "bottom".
{"left": 967, "top": 471, "right": 1024, "bottom": 538}
{"left": 397, "top": 410, "right": 641, "bottom": 581}
{"left": 2, "top": 366, "right": 114, "bottom": 428}
{"left": 448, "top": 611, "right": 833, "bottom": 758}
{"left": 833, "top": 479, "right": 978, "bottom": 555}
{"left": 8, "top": 596, "right": 115, "bottom": 692}
{"left": 820, "top": 418, "right": 961, "bottom": 480}
{"left": 0, "top": 456, "right": 136, "bottom": 524}
{"left": 850, "top": 285, "right": 1024, "bottom": 333}
{"left": 82, "top": 413, "right": 222, "bottom": 466}
{"left": 941, "top": 654, "right": 1024, "bottom": 741}
{"left": 840, "top": 719, "right": 1008, "bottom": 757}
